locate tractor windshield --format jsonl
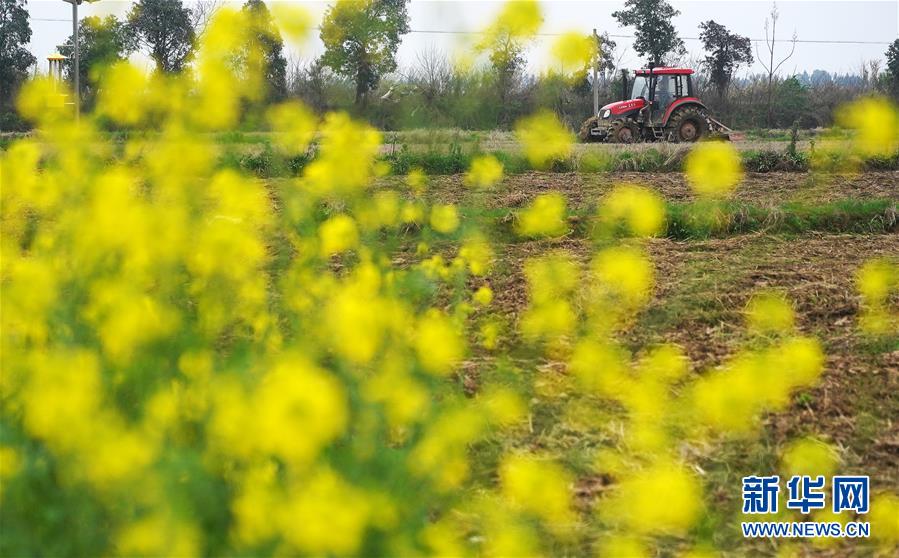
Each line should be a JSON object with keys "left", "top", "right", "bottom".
{"left": 631, "top": 76, "right": 650, "bottom": 100}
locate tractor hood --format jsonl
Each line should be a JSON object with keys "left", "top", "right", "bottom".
{"left": 599, "top": 98, "right": 647, "bottom": 118}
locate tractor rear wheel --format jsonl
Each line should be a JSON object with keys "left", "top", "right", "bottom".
{"left": 579, "top": 116, "right": 602, "bottom": 142}
{"left": 608, "top": 119, "right": 639, "bottom": 143}
{"left": 668, "top": 106, "right": 709, "bottom": 142}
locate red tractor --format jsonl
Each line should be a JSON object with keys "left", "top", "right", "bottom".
{"left": 579, "top": 67, "right": 733, "bottom": 143}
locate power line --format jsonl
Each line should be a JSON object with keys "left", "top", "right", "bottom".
{"left": 30, "top": 17, "right": 894, "bottom": 45}
{"left": 403, "top": 28, "right": 893, "bottom": 46}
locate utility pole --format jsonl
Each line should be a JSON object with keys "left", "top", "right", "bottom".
{"left": 62, "top": 0, "right": 99, "bottom": 121}
{"left": 592, "top": 29, "right": 599, "bottom": 118}
{"left": 72, "top": 0, "right": 79, "bottom": 120}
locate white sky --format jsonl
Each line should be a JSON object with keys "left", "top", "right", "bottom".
{"left": 26, "top": 0, "right": 899, "bottom": 77}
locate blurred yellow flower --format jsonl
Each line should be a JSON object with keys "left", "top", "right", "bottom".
{"left": 416, "top": 312, "right": 465, "bottom": 375}
{"left": 856, "top": 258, "right": 897, "bottom": 305}
{"left": 603, "top": 461, "right": 702, "bottom": 535}
{"left": 266, "top": 101, "right": 317, "bottom": 154}
{"left": 459, "top": 235, "right": 494, "bottom": 276}
{"left": 406, "top": 168, "right": 428, "bottom": 194}
{"left": 500, "top": 455, "right": 574, "bottom": 527}
{"left": 745, "top": 290, "right": 795, "bottom": 334}
{"left": 781, "top": 437, "right": 839, "bottom": 478}
{"left": 270, "top": 3, "right": 313, "bottom": 43}
{"left": 473, "top": 285, "right": 494, "bottom": 306}
{"left": 95, "top": 62, "right": 149, "bottom": 125}
{"left": 478, "top": 0, "right": 543, "bottom": 54}
{"left": 465, "top": 155, "right": 504, "bottom": 189}
{"left": 869, "top": 493, "right": 899, "bottom": 547}
{"left": 516, "top": 192, "right": 567, "bottom": 237}
{"left": 597, "top": 184, "right": 666, "bottom": 237}
{"left": 430, "top": 203, "right": 460, "bottom": 234}
{"left": 568, "top": 339, "right": 629, "bottom": 396}
{"left": 684, "top": 141, "right": 743, "bottom": 197}
{"left": 279, "top": 468, "right": 370, "bottom": 555}
{"left": 255, "top": 355, "right": 348, "bottom": 465}
{"left": 592, "top": 246, "right": 655, "bottom": 307}
{"left": 319, "top": 214, "right": 359, "bottom": 256}
{"left": 550, "top": 32, "right": 594, "bottom": 80}
{"left": 515, "top": 110, "right": 573, "bottom": 168}
{"left": 836, "top": 96, "right": 899, "bottom": 156}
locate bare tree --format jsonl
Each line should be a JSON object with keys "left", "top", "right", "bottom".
{"left": 756, "top": 2, "right": 797, "bottom": 126}
{"left": 855, "top": 60, "right": 884, "bottom": 93}
{"left": 411, "top": 44, "right": 451, "bottom": 107}
{"left": 190, "top": 0, "right": 222, "bottom": 40}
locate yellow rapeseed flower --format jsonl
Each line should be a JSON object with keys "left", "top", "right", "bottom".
{"left": 516, "top": 192, "right": 567, "bottom": 237}
{"left": 568, "top": 339, "right": 629, "bottom": 396}
{"left": 684, "top": 141, "right": 743, "bottom": 198}
{"left": 550, "top": 32, "right": 594, "bottom": 81}
{"left": 745, "top": 290, "right": 795, "bottom": 334}
{"left": 254, "top": 354, "right": 348, "bottom": 465}
{"left": 279, "top": 468, "right": 370, "bottom": 555}
{"left": 869, "top": 493, "right": 899, "bottom": 548}
{"left": 465, "top": 155, "right": 504, "bottom": 189}
{"left": 591, "top": 246, "right": 655, "bottom": 307}
{"left": 459, "top": 235, "right": 494, "bottom": 276}
{"left": 856, "top": 258, "right": 897, "bottom": 305}
{"left": 781, "top": 437, "right": 839, "bottom": 478}
{"left": 416, "top": 312, "right": 465, "bottom": 375}
{"left": 406, "top": 168, "right": 428, "bottom": 194}
{"left": 95, "top": 62, "right": 149, "bottom": 125}
{"left": 603, "top": 461, "right": 702, "bottom": 535}
{"left": 477, "top": 0, "right": 543, "bottom": 58}
{"left": 597, "top": 184, "right": 666, "bottom": 237}
{"left": 500, "top": 455, "right": 574, "bottom": 528}
{"left": 430, "top": 203, "right": 460, "bottom": 234}
{"left": 266, "top": 101, "right": 317, "bottom": 154}
{"left": 515, "top": 110, "right": 573, "bottom": 168}
{"left": 319, "top": 214, "right": 359, "bottom": 256}
{"left": 836, "top": 96, "right": 899, "bottom": 157}
{"left": 473, "top": 285, "right": 494, "bottom": 306}
{"left": 270, "top": 3, "right": 313, "bottom": 43}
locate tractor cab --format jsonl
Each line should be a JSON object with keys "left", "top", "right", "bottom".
{"left": 630, "top": 68, "right": 696, "bottom": 125}
{"left": 580, "top": 67, "right": 716, "bottom": 143}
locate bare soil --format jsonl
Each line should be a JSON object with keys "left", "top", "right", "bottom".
{"left": 488, "top": 234, "right": 897, "bottom": 463}
{"left": 403, "top": 171, "right": 899, "bottom": 209}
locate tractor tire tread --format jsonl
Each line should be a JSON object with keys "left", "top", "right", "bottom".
{"left": 668, "top": 106, "right": 710, "bottom": 143}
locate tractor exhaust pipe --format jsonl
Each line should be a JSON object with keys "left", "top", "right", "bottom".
{"left": 620, "top": 69, "right": 628, "bottom": 101}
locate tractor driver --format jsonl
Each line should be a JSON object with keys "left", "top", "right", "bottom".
{"left": 654, "top": 75, "right": 674, "bottom": 120}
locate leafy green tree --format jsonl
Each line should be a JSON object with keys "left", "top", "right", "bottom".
{"left": 128, "top": 0, "right": 195, "bottom": 73}
{"left": 0, "top": 0, "right": 36, "bottom": 112}
{"left": 612, "top": 0, "right": 686, "bottom": 66}
{"left": 774, "top": 76, "right": 809, "bottom": 127}
{"left": 319, "top": 0, "right": 410, "bottom": 107}
{"left": 698, "top": 20, "right": 753, "bottom": 97}
{"left": 242, "top": 0, "right": 287, "bottom": 102}
{"left": 886, "top": 38, "right": 899, "bottom": 100}
{"left": 59, "top": 15, "right": 136, "bottom": 103}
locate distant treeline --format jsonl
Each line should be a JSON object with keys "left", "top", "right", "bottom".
{"left": 3, "top": 0, "right": 898, "bottom": 133}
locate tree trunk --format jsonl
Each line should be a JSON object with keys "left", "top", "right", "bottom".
{"left": 355, "top": 79, "right": 365, "bottom": 108}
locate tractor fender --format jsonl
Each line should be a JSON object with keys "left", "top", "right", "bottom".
{"left": 661, "top": 98, "right": 707, "bottom": 127}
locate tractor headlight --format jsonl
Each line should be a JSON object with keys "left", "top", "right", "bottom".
{"left": 602, "top": 109, "right": 611, "bottom": 119}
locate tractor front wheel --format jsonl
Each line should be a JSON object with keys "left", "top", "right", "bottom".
{"left": 608, "top": 119, "right": 639, "bottom": 143}
{"left": 668, "top": 107, "right": 709, "bottom": 142}
{"left": 579, "top": 116, "right": 602, "bottom": 142}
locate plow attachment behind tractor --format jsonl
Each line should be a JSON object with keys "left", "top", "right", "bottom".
{"left": 709, "top": 116, "right": 745, "bottom": 142}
